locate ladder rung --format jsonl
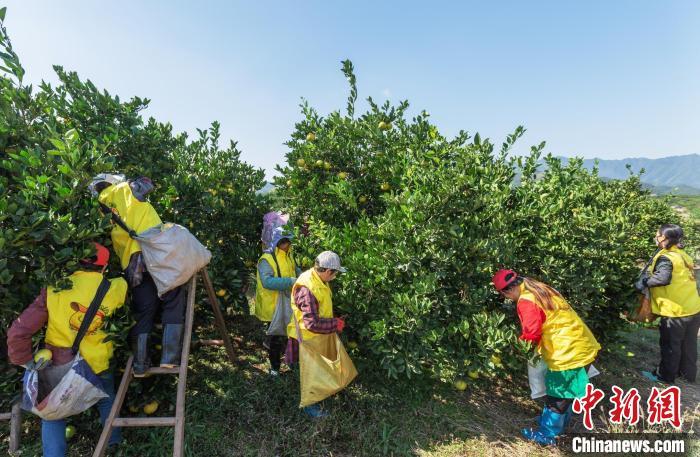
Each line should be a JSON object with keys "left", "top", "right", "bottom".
{"left": 0, "top": 413, "right": 11, "bottom": 421}
{"left": 144, "top": 366, "right": 180, "bottom": 375}
{"left": 112, "top": 417, "right": 176, "bottom": 427}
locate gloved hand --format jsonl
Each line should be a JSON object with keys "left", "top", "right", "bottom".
{"left": 336, "top": 318, "right": 346, "bottom": 333}
{"left": 633, "top": 274, "right": 648, "bottom": 292}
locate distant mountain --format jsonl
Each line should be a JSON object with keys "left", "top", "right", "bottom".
{"left": 559, "top": 154, "right": 700, "bottom": 195}
{"left": 642, "top": 184, "right": 700, "bottom": 196}
{"left": 256, "top": 182, "right": 276, "bottom": 195}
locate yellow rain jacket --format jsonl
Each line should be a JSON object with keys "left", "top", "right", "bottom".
{"left": 650, "top": 246, "right": 700, "bottom": 317}
{"left": 287, "top": 269, "right": 333, "bottom": 341}
{"left": 520, "top": 284, "right": 600, "bottom": 371}
{"left": 46, "top": 271, "right": 128, "bottom": 374}
{"left": 254, "top": 248, "right": 297, "bottom": 322}
{"left": 98, "top": 181, "right": 162, "bottom": 270}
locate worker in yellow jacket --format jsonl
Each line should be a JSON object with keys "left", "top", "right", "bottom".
{"left": 254, "top": 227, "right": 301, "bottom": 376}
{"left": 286, "top": 251, "right": 347, "bottom": 418}
{"left": 492, "top": 269, "right": 600, "bottom": 445}
{"left": 7, "top": 243, "right": 128, "bottom": 456}
{"left": 90, "top": 174, "right": 187, "bottom": 376}
{"left": 637, "top": 224, "right": 700, "bottom": 384}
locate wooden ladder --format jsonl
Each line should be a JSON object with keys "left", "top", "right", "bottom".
{"left": 0, "top": 401, "right": 21, "bottom": 453}
{"left": 93, "top": 268, "right": 235, "bottom": 457}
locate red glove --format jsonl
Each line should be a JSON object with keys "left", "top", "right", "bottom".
{"left": 336, "top": 318, "right": 345, "bottom": 333}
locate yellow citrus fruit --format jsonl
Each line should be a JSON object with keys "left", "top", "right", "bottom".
{"left": 34, "top": 349, "right": 53, "bottom": 363}
{"left": 297, "top": 158, "right": 306, "bottom": 167}
{"left": 323, "top": 161, "right": 331, "bottom": 170}
{"left": 378, "top": 121, "right": 392, "bottom": 130}
{"left": 306, "top": 132, "right": 316, "bottom": 141}
{"left": 380, "top": 182, "right": 391, "bottom": 191}
{"left": 337, "top": 172, "right": 348, "bottom": 180}
{"left": 216, "top": 289, "right": 227, "bottom": 297}
{"left": 65, "top": 425, "right": 76, "bottom": 440}
{"left": 286, "top": 180, "right": 293, "bottom": 186}
{"left": 143, "top": 401, "right": 159, "bottom": 415}
{"left": 359, "top": 196, "right": 368, "bottom": 204}
{"left": 315, "top": 159, "right": 324, "bottom": 167}
{"left": 129, "top": 405, "right": 139, "bottom": 413}
{"left": 468, "top": 370, "right": 479, "bottom": 380}
{"left": 244, "top": 260, "right": 255, "bottom": 268}
{"left": 347, "top": 341, "right": 358, "bottom": 350}
{"left": 491, "top": 355, "right": 502, "bottom": 365}
{"left": 453, "top": 379, "right": 468, "bottom": 391}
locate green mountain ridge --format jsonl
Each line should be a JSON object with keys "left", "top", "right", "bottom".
{"left": 559, "top": 154, "right": 700, "bottom": 195}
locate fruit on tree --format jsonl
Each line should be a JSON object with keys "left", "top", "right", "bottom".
{"left": 324, "top": 161, "right": 331, "bottom": 170}
{"left": 287, "top": 180, "right": 293, "bottom": 187}
{"left": 468, "top": 370, "right": 479, "bottom": 380}
{"left": 216, "top": 289, "right": 227, "bottom": 297}
{"left": 65, "top": 425, "right": 76, "bottom": 440}
{"left": 337, "top": 172, "right": 348, "bottom": 180}
{"left": 347, "top": 341, "right": 358, "bottom": 350}
{"left": 297, "top": 158, "right": 306, "bottom": 167}
{"left": 315, "top": 159, "right": 324, "bottom": 168}
{"left": 378, "top": 121, "right": 392, "bottom": 130}
{"left": 244, "top": 260, "right": 255, "bottom": 268}
{"left": 453, "top": 379, "right": 468, "bottom": 391}
{"left": 306, "top": 132, "right": 316, "bottom": 141}
{"left": 34, "top": 349, "right": 53, "bottom": 364}
{"left": 358, "top": 196, "right": 368, "bottom": 204}
{"left": 490, "top": 355, "right": 502, "bottom": 365}
{"left": 380, "top": 182, "right": 391, "bottom": 191}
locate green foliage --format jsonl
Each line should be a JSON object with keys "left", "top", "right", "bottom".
{"left": 276, "top": 61, "right": 682, "bottom": 382}
{"left": 0, "top": 13, "right": 267, "bottom": 408}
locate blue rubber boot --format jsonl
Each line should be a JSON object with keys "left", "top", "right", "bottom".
{"left": 522, "top": 408, "right": 567, "bottom": 446}
{"left": 303, "top": 404, "right": 329, "bottom": 419}
{"left": 563, "top": 404, "right": 573, "bottom": 427}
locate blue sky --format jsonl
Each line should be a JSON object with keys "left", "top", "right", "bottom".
{"left": 5, "top": 1, "right": 699, "bottom": 178}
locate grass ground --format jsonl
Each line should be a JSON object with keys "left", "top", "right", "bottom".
{"left": 1, "top": 310, "right": 698, "bottom": 457}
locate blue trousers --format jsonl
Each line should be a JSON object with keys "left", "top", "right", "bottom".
{"left": 41, "top": 371, "right": 120, "bottom": 457}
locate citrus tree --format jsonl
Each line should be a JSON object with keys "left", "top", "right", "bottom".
{"left": 275, "top": 60, "right": 681, "bottom": 383}
{"left": 0, "top": 9, "right": 267, "bottom": 408}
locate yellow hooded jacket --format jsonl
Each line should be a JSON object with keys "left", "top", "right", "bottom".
{"left": 519, "top": 284, "right": 600, "bottom": 371}
{"left": 98, "top": 181, "right": 162, "bottom": 270}
{"left": 46, "top": 271, "right": 128, "bottom": 374}
{"left": 287, "top": 269, "right": 333, "bottom": 341}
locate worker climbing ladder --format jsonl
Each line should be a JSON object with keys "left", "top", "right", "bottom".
{"left": 93, "top": 268, "right": 235, "bottom": 457}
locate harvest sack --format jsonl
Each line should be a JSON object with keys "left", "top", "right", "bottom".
{"left": 137, "top": 223, "right": 211, "bottom": 296}
{"left": 266, "top": 291, "right": 293, "bottom": 336}
{"left": 298, "top": 333, "right": 358, "bottom": 407}
{"left": 22, "top": 355, "right": 107, "bottom": 420}
{"left": 21, "top": 277, "right": 112, "bottom": 420}
{"left": 294, "top": 317, "right": 357, "bottom": 407}
{"left": 528, "top": 359, "right": 600, "bottom": 399}
{"left": 103, "top": 202, "right": 211, "bottom": 296}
